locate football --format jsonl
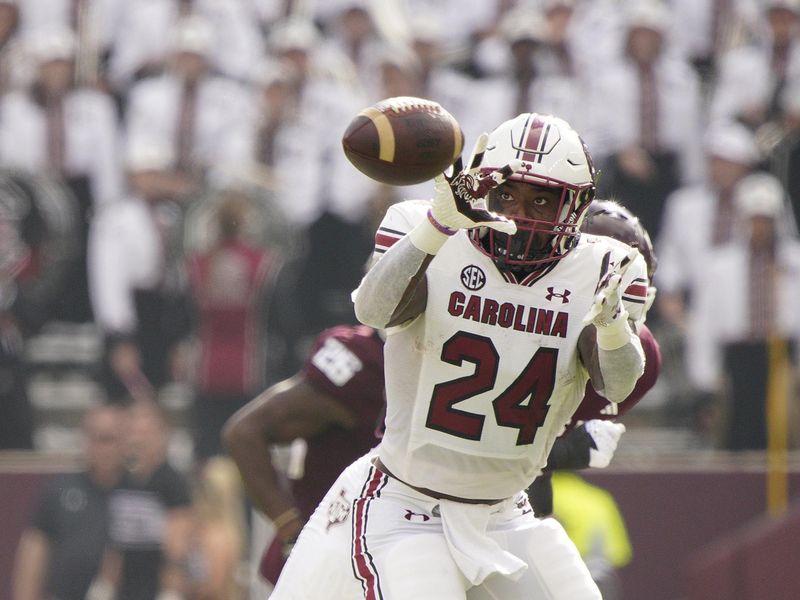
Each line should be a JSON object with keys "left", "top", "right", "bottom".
{"left": 341, "top": 96, "right": 464, "bottom": 186}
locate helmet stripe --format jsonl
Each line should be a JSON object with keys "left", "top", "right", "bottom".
{"left": 520, "top": 114, "right": 545, "bottom": 163}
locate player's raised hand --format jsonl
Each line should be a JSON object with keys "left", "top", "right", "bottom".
{"left": 582, "top": 247, "right": 639, "bottom": 328}
{"left": 429, "top": 133, "right": 519, "bottom": 234}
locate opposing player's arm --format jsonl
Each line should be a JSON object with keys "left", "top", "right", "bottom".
{"left": 222, "top": 375, "right": 357, "bottom": 539}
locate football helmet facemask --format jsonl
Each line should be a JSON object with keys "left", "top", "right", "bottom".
{"left": 470, "top": 113, "right": 597, "bottom": 272}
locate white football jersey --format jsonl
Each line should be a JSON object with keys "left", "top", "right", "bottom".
{"left": 367, "top": 201, "right": 647, "bottom": 500}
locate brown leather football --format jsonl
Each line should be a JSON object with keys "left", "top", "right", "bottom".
{"left": 342, "top": 96, "right": 464, "bottom": 186}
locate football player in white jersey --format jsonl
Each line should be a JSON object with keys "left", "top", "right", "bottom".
{"left": 272, "top": 113, "right": 648, "bottom": 599}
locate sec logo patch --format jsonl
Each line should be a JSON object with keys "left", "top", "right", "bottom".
{"left": 460, "top": 265, "right": 486, "bottom": 291}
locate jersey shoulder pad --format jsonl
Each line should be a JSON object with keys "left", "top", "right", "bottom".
{"left": 374, "top": 200, "right": 431, "bottom": 257}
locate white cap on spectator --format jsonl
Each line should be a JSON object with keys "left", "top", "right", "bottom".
{"left": 498, "top": 7, "right": 546, "bottom": 44}
{"left": 126, "top": 139, "right": 174, "bottom": 172}
{"left": 173, "top": 15, "right": 214, "bottom": 56}
{"left": 268, "top": 18, "right": 320, "bottom": 52}
{"left": 26, "top": 28, "right": 76, "bottom": 64}
{"left": 626, "top": 0, "right": 671, "bottom": 33}
{"left": 734, "top": 172, "right": 785, "bottom": 218}
{"left": 408, "top": 12, "right": 444, "bottom": 44}
{"left": 375, "top": 43, "right": 421, "bottom": 73}
{"left": 704, "top": 121, "right": 762, "bottom": 164}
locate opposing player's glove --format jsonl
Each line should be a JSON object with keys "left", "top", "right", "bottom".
{"left": 585, "top": 420, "right": 626, "bottom": 468}
{"left": 429, "top": 133, "right": 518, "bottom": 235}
{"left": 582, "top": 247, "right": 639, "bottom": 329}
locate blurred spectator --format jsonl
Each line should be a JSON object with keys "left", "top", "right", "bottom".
{"left": 0, "top": 28, "right": 123, "bottom": 208}
{"left": 251, "top": 17, "right": 367, "bottom": 227}
{"left": 689, "top": 172, "right": 800, "bottom": 449}
{"left": 123, "top": 14, "right": 252, "bottom": 187}
{"left": 0, "top": 27, "right": 123, "bottom": 323}
{"left": 709, "top": 0, "right": 800, "bottom": 131}
{"left": 400, "top": 0, "right": 501, "bottom": 57}
{"left": 406, "top": 10, "right": 491, "bottom": 147}
{"left": 0, "top": 170, "right": 79, "bottom": 449}
{"left": 12, "top": 404, "right": 125, "bottom": 600}
{"left": 185, "top": 456, "right": 246, "bottom": 600}
{"left": 88, "top": 141, "right": 192, "bottom": 404}
{"left": 669, "top": 0, "right": 760, "bottom": 81}
{"left": 15, "top": 0, "right": 122, "bottom": 88}
{"left": 550, "top": 472, "right": 633, "bottom": 600}
{"left": 590, "top": 0, "right": 704, "bottom": 238}
{"left": 91, "top": 400, "right": 193, "bottom": 600}
{"left": 477, "top": 2, "right": 596, "bottom": 147}
{"left": 108, "top": 0, "right": 264, "bottom": 94}
{"left": 317, "top": 0, "right": 385, "bottom": 96}
{"left": 239, "top": 18, "right": 374, "bottom": 363}
{"left": 183, "top": 192, "right": 282, "bottom": 460}
{"left": 656, "top": 121, "right": 762, "bottom": 329}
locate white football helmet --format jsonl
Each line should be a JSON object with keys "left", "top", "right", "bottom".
{"left": 471, "top": 113, "right": 597, "bottom": 271}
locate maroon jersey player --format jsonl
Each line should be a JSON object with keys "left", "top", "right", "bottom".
{"left": 223, "top": 324, "right": 384, "bottom": 585}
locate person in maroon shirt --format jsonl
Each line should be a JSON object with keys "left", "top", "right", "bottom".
{"left": 185, "top": 196, "right": 281, "bottom": 460}
{"left": 223, "top": 323, "right": 385, "bottom": 585}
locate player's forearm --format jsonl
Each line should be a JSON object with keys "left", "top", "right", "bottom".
{"left": 354, "top": 232, "right": 435, "bottom": 328}
{"left": 222, "top": 417, "right": 297, "bottom": 521}
{"left": 596, "top": 319, "right": 645, "bottom": 403}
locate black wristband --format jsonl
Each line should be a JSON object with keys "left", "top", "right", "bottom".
{"left": 527, "top": 473, "right": 554, "bottom": 518}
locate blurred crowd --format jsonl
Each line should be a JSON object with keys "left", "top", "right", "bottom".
{"left": 3, "top": 0, "right": 800, "bottom": 596}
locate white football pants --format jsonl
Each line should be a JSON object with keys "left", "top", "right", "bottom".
{"left": 271, "top": 452, "right": 600, "bottom": 600}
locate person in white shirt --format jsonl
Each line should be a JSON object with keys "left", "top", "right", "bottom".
{"left": 688, "top": 172, "right": 800, "bottom": 449}
{"left": 88, "top": 141, "right": 189, "bottom": 403}
{"left": 587, "top": 0, "right": 704, "bottom": 239}
{"left": 709, "top": 0, "right": 800, "bottom": 129}
{"left": 0, "top": 27, "right": 123, "bottom": 208}
{"left": 123, "top": 14, "right": 252, "bottom": 188}
{"left": 656, "top": 121, "right": 763, "bottom": 329}
{"left": 107, "top": 0, "right": 264, "bottom": 93}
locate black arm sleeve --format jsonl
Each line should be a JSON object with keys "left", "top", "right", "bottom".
{"left": 527, "top": 473, "right": 554, "bottom": 518}
{"left": 543, "top": 424, "right": 595, "bottom": 472}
